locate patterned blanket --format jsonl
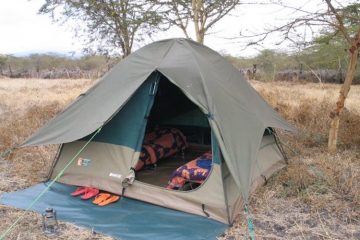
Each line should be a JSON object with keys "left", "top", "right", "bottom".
{"left": 135, "top": 127, "right": 188, "bottom": 171}
{"left": 166, "top": 151, "right": 212, "bottom": 190}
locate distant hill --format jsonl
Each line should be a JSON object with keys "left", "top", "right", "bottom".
{"left": 8, "top": 51, "right": 83, "bottom": 58}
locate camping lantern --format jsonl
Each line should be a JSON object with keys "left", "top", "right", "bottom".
{"left": 42, "top": 208, "right": 59, "bottom": 236}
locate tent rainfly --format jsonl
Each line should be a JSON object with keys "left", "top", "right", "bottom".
{"left": 18, "top": 38, "right": 294, "bottom": 224}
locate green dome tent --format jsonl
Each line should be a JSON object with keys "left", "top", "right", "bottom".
{"left": 11, "top": 39, "right": 294, "bottom": 227}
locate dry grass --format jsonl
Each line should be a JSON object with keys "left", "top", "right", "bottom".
{"left": 0, "top": 79, "right": 359, "bottom": 239}
{"left": 0, "top": 78, "right": 94, "bottom": 117}
{"left": 0, "top": 78, "right": 106, "bottom": 239}
{"left": 222, "top": 81, "right": 360, "bottom": 240}
{"left": 0, "top": 206, "right": 113, "bottom": 240}
{"left": 253, "top": 81, "right": 360, "bottom": 146}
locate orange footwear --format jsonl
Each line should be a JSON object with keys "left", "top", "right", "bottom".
{"left": 97, "top": 195, "right": 120, "bottom": 206}
{"left": 92, "top": 193, "right": 111, "bottom": 205}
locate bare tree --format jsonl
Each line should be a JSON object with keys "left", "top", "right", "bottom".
{"left": 154, "top": 0, "right": 241, "bottom": 44}
{"left": 242, "top": 0, "right": 360, "bottom": 152}
{"left": 39, "top": 0, "right": 164, "bottom": 57}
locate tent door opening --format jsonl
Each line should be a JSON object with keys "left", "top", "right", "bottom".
{"left": 134, "top": 74, "right": 214, "bottom": 191}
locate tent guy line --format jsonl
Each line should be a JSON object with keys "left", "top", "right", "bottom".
{"left": 0, "top": 127, "right": 102, "bottom": 240}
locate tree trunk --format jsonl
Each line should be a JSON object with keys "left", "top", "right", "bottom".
{"left": 192, "top": 0, "right": 204, "bottom": 44}
{"left": 123, "top": 44, "right": 131, "bottom": 57}
{"left": 192, "top": 0, "right": 200, "bottom": 42}
{"left": 196, "top": 31, "right": 204, "bottom": 44}
{"left": 8, "top": 64, "right": 13, "bottom": 77}
{"left": 328, "top": 30, "right": 360, "bottom": 152}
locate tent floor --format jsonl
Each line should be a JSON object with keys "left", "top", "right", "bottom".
{"left": 0, "top": 182, "right": 227, "bottom": 240}
{"left": 136, "top": 144, "right": 211, "bottom": 188}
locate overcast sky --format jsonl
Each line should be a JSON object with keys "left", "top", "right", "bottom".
{"left": 0, "top": 0, "right": 326, "bottom": 57}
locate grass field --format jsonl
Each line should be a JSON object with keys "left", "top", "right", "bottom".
{"left": 0, "top": 78, "right": 359, "bottom": 239}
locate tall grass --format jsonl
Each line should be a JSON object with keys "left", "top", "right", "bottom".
{"left": 0, "top": 79, "right": 95, "bottom": 190}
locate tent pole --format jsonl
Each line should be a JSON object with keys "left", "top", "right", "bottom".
{"left": 46, "top": 144, "right": 64, "bottom": 181}
{"left": 220, "top": 155, "right": 232, "bottom": 226}
{"left": 215, "top": 129, "right": 232, "bottom": 225}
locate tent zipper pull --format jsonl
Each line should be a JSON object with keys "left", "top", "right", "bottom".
{"left": 202, "top": 204, "right": 210, "bottom": 218}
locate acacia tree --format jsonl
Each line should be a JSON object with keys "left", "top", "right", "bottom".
{"left": 243, "top": 0, "right": 360, "bottom": 152}
{"left": 154, "top": 0, "right": 240, "bottom": 44}
{"left": 39, "top": 0, "right": 164, "bottom": 57}
{"left": 326, "top": 2, "right": 360, "bottom": 152}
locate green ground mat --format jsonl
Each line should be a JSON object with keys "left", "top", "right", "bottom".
{"left": 0, "top": 182, "right": 227, "bottom": 240}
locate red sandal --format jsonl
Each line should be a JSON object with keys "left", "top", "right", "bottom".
{"left": 71, "top": 186, "right": 88, "bottom": 196}
{"left": 80, "top": 188, "right": 100, "bottom": 200}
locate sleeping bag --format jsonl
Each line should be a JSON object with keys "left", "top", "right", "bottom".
{"left": 135, "top": 127, "right": 188, "bottom": 171}
{"left": 166, "top": 151, "right": 212, "bottom": 190}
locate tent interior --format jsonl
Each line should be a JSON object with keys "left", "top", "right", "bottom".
{"left": 135, "top": 74, "right": 213, "bottom": 191}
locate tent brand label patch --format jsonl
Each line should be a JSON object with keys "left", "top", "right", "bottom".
{"left": 109, "top": 173, "right": 122, "bottom": 179}
{"left": 77, "top": 158, "right": 92, "bottom": 167}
